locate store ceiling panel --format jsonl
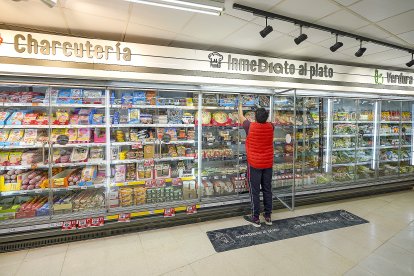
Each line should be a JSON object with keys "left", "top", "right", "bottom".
{"left": 0, "top": 0, "right": 413, "bottom": 70}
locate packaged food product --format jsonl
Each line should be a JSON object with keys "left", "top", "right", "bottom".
{"left": 245, "top": 111, "right": 256, "bottom": 122}
{"left": 37, "top": 130, "right": 48, "bottom": 143}
{"left": 51, "top": 129, "right": 68, "bottom": 142}
{"left": 6, "top": 111, "right": 26, "bottom": 125}
{"left": 53, "top": 149, "right": 71, "bottom": 163}
{"left": 146, "top": 90, "right": 156, "bottom": 105}
{"left": 165, "top": 128, "right": 177, "bottom": 141}
{"left": 70, "top": 147, "right": 89, "bottom": 162}
{"left": 22, "top": 113, "right": 38, "bottom": 125}
{"left": 167, "top": 109, "right": 183, "bottom": 124}
{"left": 132, "top": 91, "right": 146, "bottom": 105}
{"left": 89, "top": 147, "right": 104, "bottom": 161}
{"left": 78, "top": 109, "right": 91, "bottom": 125}
{"left": 144, "top": 145, "right": 155, "bottom": 159}
{"left": 126, "top": 163, "right": 136, "bottom": 181}
{"left": 114, "top": 165, "right": 126, "bottom": 182}
{"left": 67, "top": 129, "right": 78, "bottom": 143}
{"left": 69, "top": 114, "right": 79, "bottom": 125}
{"left": 115, "top": 130, "right": 125, "bottom": 142}
{"left": 140, "top": 114, "right": 153, "bottom": 124}
{"left": 120, "top": 188, "right": 133, "bottom": 207}
{"left": 0, "top": 152, "right": 9, "bottom": 166}
{"left": 212, "top": 111, "right": 229, "bottom": 125}
{"left": 195, "top": 111, "right": 211, "bottom": 125}
{"left": 22, "top": 129, "right": 38, "bottom": 145}
{"left": 128, "top": 109, "right": 140, "bottom": 124}
{"left": 130, "top": 129, "right": 139, "bottom": 142}
{"left": 91, "top": 110, "right": 104, "bottom": 124}
{"left": 7, "top": 129, "right": 24, "bottom": 144}
{"left": 181, "top": 113, "right": 194, "bottom": 124}
{"left": 77, "top": 128, "right": 91, "bottom": 142}
{"left": 8, "top": 152, "right": 22, "bottom": 165}
{"left": 21, "top": 150, "right": 42, "bottom": 165}
{"left": 54, "top": 110, "right": 69, "bottom": 125}
{"left": 0, "top": 112, "right": 11, "bottom": 125}
{"left": 93, "top": 128, "right": 106, "bottom": 143}
{"left": 0, "top": 130, "right": 10, "bottom": 144}
{"left": 57, "top": 89, "right": 83, "bottom": 104}
{"left": 81, "top": 166, "right": 97, "bottom": 183}
{"left": 219, "top": 94, "right": 237, "bottom": 107}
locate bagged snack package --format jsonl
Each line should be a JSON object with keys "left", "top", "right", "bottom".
{"left": 70, "top": 147, "right": 89, "bottom": 162}
{"left": 7, "top": 129, "right": 24, "bottom": 144}
{"left": 128, "top": 109, "right": 140, "bottom": 124}
{"left": 77, "top": 128, "right": 91, "bottom": 143}
{"left": 146, "top": 90, "right": 156, "bottom": 105}
{"left": 89, "top": 147, "right": 104, "bottom": 161}
{"left": 22, "top": 129, "right": 38, "bottom": 145}
{"left": 8, "top": 152, "right": 23, "bottom": 165}
{"left": 132, "top": 91, "right": 146, "bottom": 105}
{"left": 80, "top": 166, "right": 97, "bottom": 185}
{"left": 114, "top": 165, "right": 126, "bottom": 183}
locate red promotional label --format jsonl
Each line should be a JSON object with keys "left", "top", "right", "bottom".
{"left": 0, "top": 36, "right": 3, "bottom": 45}
{"left": 76, "top": 218, "right": 90, "bottom": 229}
{"left": 164, "top": 208, "right": 175, "bottom": 217}
{"left": 186, "top": 205, "right": 197, "bottom": 215}
{"left": 118, "top": 213, "right": 131, "bottom": 222}
{"left": 90, "top": 217, "right": 105, "bottom": 227}
{"left": 62, "top": 220, "right": 77, "bottom": 231}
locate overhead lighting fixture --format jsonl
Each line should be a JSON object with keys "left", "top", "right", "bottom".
{"left": 260, "top": 17, "right": 273, "bottom": 38}
{"left": 407, "top": 53, "right": 414, "bottom": 67}
{"left": 294, "top": 25, "right": 308, "bottom": 45}
{"left": 41, "top": 0, "right": 57, "bottom": 8}
{"left": 355, "top": 40, "right": 367, "bottom": 57}
{"left": 126, "top": 0, "right": 223, "bottom": 16}
{"left": 330, "top": 34, "right": 343, "bottom": 52}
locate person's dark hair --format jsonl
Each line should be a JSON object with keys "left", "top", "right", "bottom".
{"left": 255, "top": 108, "right": 269, "bottom": 123}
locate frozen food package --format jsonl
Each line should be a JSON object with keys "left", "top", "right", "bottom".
{"left": 89, "top": 147, "right": 104, "bottom": 161}
{"left": 128, "top": 108, "right": 140, "bottom": 124}
{"left": 114, "top": 165, "right": 126, "bottom": 183}
{"left": 7, "top": 129, "right": 24, "bottom": 143}
{"left": 0, "top": 111, "right": 11, "bottom": 125}
{"left": 81, "top": 166, "right": 97, "bottom": 182}
{"left": 22, "top": 129, "right": 38, "bottom": 145}
{"left": 6, "top": 111, "right": 26, "bottom": 125}
{"left": 8, "top": 152, "right": 23, "bottom": 165}
{"left": 0, "top": 129, "right": 10, "bottom": 143}
{"left": 70, "top": 147, "right": 89, "bottom": 162}
{"left": 77, "top": 128, "right": 91, "bottom": 142}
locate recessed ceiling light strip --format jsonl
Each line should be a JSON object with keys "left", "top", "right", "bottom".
{"left": 126, "top": 0, "right": 222, "bottom": 15}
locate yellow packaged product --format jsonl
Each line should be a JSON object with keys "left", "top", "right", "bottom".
{"left": 7, "top": 129, "right": 24, "bottom": 144}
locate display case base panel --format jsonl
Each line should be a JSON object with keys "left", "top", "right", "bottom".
{"left": 207, "top": 210, "right": 368, "bottom": 252}
{"left": 0, "top": 180, "right": 413, "bottom": 253}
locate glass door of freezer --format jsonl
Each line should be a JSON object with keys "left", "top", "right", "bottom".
{"left": 273, "top": 90, "right": 296, "bottom": 210}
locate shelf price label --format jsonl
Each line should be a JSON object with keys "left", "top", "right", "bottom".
{"left": 118, "top": 213, "right": 131, "bottom": 222}
{"left": 90, "top": 217, "right": 105, "bottom": 227}
{"left": 62, "top": 220, "right": 77, "bottom": 231}
{"left": 164, "top": 208, "right": 175, "bottom": 218}
{"left": 76, "top": 218, "right": 90, "bottom": 229}
{"left": 186, "top": 205, "right": 197, "bottom": 215}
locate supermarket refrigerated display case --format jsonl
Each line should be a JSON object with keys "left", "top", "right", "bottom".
{"left": 1, "top": 81, "right": 414, "bottom": 251}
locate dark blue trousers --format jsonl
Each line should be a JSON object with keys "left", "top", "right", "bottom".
{"left": 247, "top": 164, "right": 273, "bottom": 218}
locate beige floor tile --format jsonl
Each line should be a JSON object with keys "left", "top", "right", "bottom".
{"left": 25, "top": 243, "right": 68, "bottom": 261}
{"left": 0, "top": 262, "right": 20, "bottom": 276}
{"left": 178, "top": 234, "right": 216, "bottom": 263}
{"left": 389, "top": 228, "right": 414, "bottom": 253}
{"left": 162, "top": 265, "right": 196, "bottom": 276}
{"left": 103, "top": 254, "right": 152, "bottom": 276}
{"left": 371, "top": 204, "right": 414, "bottom": 225}
{"left": 15, "top": 252, "right": 65, "bottom": 276}
{"left": 373, "top": 242, "right": 414, "bottom": 274}
{"left": 344, "top": 265, "right": 374, "bottom": 276}
{"left": 359, "top": 254, "right": 413, "bottom": 276}
{"left": 190, "top": 253, "right": 238, "bottom": 276}
{"left": 0, "top": 250, "right": 28, "bottom": 267}
{"left": 308, "top": 230, "right": 379, "bottom": 263}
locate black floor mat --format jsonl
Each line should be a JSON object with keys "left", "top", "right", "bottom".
{"left": 207, "top": 210, "right": 368, "bottom": 252}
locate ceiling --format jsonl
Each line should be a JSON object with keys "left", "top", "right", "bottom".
{"left": 1, "top": 0, "right": 413, "bottom": 70}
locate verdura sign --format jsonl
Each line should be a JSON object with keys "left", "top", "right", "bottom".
{"left": 13, "top": 34, "right": 132, "bottom": 61}
{"left": 227, "top": 54, "right": 334, "bottom": 80}
{"left": 374, "top": 69, "right": 413, "bottom": 85}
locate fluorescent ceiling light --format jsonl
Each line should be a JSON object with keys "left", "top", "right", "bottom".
{"left": 126, "top": 0, "right": 223, "bottom": 16}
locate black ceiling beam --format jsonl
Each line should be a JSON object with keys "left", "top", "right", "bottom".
{"left": 233, "top": 3, "right": 414, "bottom": 54}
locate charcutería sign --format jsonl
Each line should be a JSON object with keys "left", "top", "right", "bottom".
{"left": 13, "top": 33, "right": 132, "bottom": 61}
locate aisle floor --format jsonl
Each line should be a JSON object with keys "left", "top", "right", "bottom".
{"left": 1, "top": 189, "right": 413, "bottom": 276}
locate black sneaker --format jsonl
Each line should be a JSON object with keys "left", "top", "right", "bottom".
{"left": 263, "top": 214, "right": 272, "bottom": 226}
{"left": 243, "top": 215, "right": 261, "bottom": 228}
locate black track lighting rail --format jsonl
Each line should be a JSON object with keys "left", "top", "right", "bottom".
{"left": 233, "top": 3, "right": 414, "bottom": 55}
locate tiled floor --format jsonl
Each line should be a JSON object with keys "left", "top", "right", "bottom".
{"left": 1, "top": 189, "right": 413, "bottom": 276}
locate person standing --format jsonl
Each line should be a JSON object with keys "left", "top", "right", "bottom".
{"left": 239, "top": 101, "right": 274, "bottom": 227}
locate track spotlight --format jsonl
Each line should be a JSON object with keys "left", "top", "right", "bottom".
{"left": 294, "top": 25, "right": 308, "bottom": 45}
{"left": 260, "top": 17, "right": 273, "bottom": 38}
{"left": 407, "top": 53, "right": 414, "bottom": 67}
{"left": 330, "top": 34, "right": 343, "bottom": 52}
{"left": 355, "top": 40, "right": 367, "bottom": 57}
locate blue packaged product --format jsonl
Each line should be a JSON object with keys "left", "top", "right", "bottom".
{"left": 133, "top": 91, "right": 146, "bottom": 105}
{"left": 113, "top": 111, "right": 120, "bottom": 124}
{"left": 57, "top": 89, "right": 83, "bottom": 104}
{"left": 121, "top": 92, "right": 133, "bottom": 105}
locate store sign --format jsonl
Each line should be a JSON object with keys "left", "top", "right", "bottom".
{"left": 14, "top": 34, "right": 131, "bottom": 61}
{"left": 0, "top": 29, "right": 413, "bottom": 91}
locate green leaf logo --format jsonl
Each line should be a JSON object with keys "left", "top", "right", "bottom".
{"left": 374, "top": 69, "right": 384, "bottom": 84}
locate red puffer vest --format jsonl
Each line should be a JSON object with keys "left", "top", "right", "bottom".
{"left": 246, "top": 122, "right": 274, "bottom": 169}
